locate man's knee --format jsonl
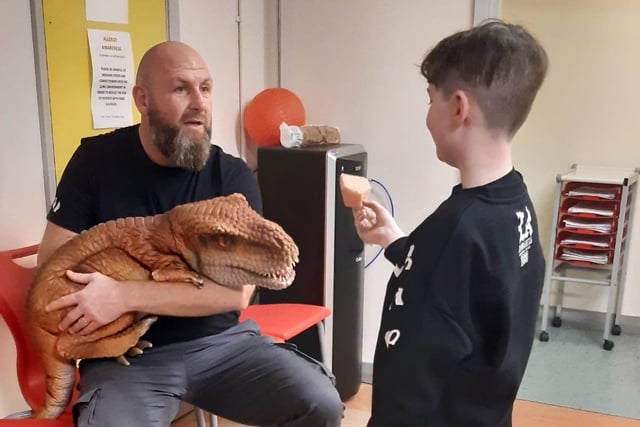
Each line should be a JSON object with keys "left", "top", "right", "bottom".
{"left": 301, "top": 382, "right": 344, "bottom": 425}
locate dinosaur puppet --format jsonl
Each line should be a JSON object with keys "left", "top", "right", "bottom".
{"left": 26, "top": 193, "right": 299, "bottom": 419}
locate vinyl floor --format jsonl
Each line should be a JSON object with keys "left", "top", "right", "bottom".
{"left": 172, "top": 382, "right": 640, "bottom": 427}
{"left": 518, "top": 309, "right": 640, "bottom": 420}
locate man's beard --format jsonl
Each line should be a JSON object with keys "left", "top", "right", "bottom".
{"left": 148, "top": 108, "right": 212, "bottom": 171}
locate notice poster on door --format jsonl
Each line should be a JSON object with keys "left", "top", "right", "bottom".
{"left": 86, "top": 0, "right": 128, "bottom": 24}
{"left": 87, "top": 29, "right": 134, "bottom": 129}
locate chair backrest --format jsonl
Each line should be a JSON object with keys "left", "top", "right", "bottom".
{"left": 0, "top": 245, "right": 74, "bottom": 421}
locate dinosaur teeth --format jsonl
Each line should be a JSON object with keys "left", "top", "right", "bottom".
{"left": 261, "top": 267, "right": 294, "bottom": 282}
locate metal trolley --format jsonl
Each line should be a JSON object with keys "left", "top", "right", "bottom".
{"left": 539, "top": 164, "right": 639, "bottom": 350}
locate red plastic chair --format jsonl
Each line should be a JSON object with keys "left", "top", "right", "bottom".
{"left": 240, "top": 303, "right": 331, "bottom": 359}
{"left": 0, "top": 245, "right": 72, "bottom": 426}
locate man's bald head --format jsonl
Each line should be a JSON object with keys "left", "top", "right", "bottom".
{"left": 136, "top": 41, "right": 208, "bottom": 87}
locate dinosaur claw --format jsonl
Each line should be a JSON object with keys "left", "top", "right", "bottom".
{"left": 121, "top": 339, "right": 154, "bottom": 360}
{"left": 152, "top": 268, "right": 204, "bottom": 288}
{"left": 116, "top": 355, "right": 130, "bottom": 366}
{"left": 136, "top": 340, "right": 153, "bottom": 350}
{"left": 126, "top": 347, "right": 144, "bottom": 357}
{"left": 191, "top": 276, "right": 204, "bottom": 288}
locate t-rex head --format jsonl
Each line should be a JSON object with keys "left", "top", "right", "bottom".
{"left": 166, "top": 193, "right": 299, "bottom": 290}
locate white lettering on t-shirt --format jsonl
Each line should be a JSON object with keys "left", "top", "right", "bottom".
{"left": 395, "top": 288, "right": 404, "bottom": 306}
{"left": 384, "top": 329, "right": 401, "bottom": 348}
{"left": 393, "top": 244, "right": 415, "bottom": 277}
{"left": 51, "top": 197, "right": 61, "bottom": 213}
{"left": 516, "top": 207, "right": 533, "bottom": 266}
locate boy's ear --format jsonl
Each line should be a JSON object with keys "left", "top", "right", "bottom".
{"left": 450, "top": 89, "right": 470, "bottom": 126}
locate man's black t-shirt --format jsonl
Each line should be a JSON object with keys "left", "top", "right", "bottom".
{"left": 47, "top": 125, "right": 262, "bottom": 346}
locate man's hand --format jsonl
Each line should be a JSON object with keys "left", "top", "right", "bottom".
{"left": 46, "top": 270, "right": 127, "bottom": 336}
{"left": 353, "top": 200, "right": 406, "bottom": 249}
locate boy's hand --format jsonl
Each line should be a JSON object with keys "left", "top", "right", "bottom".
{"left": 353, "top": 200, "right": 405, "bottom": 249}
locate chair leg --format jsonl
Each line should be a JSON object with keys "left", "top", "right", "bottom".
{"left": 194, "top": 407, "right": 218, "bottom": 427}
{"left": 194, "top": 407, "right": 206, "bottom": 427}
{"left": 3, "top": 409, "right": 33, "bottom": 418}
{"left": 316, "top": 320, "right": 327, "bottom": 364}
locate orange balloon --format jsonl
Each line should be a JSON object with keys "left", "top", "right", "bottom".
{"left": 244, "top": 88, "right": 306, "bottom": 146}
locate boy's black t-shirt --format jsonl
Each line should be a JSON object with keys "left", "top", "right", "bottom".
{"left": 368, "top": 170, "right": 545, "bottom": 427}
{"left": 47, "top": 125, "right": 262, "bottom": 346}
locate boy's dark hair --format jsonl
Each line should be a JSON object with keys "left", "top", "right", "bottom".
{"left": 421, "top": 20, "right": 548, "bottom": 138}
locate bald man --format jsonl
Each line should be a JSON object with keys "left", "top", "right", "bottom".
{"left": 38, "top": 41, "right": 343, "bottom": 427}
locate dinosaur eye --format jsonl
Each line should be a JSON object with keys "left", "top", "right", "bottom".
{"left": 217, "top": 234, "right": 234, "bottom": 248}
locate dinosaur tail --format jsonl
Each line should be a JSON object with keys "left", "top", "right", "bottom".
{"left": 32, "top": 353, "right": 76, "bottom": 419}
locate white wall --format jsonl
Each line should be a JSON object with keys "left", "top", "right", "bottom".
{"left": 278, "top": 0, "right": 471, "bottom": 364}
{"left": 176, "top": 0, "right": 278, "bottom": 169}
{"left": 238, "top": 0, "right": 280, "bottom": 169}
{"left": 503, "top": 0, "right": 640, "bottom": 316}
{"left": 0, "top": 0, "right": 49, "bottom": 416}
{"left": 177, "top": 1, "right": 241, "bottom": 157}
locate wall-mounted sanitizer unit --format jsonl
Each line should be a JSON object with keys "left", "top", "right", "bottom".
{"left": 257, "top": 144, "right": 367, "bottom": 401}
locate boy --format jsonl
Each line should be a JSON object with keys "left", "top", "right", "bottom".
{"left": 353, "top": 20, "right": 548, "bottom": 426}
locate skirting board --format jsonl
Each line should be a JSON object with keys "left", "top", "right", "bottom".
{"left": 362, "top": 361, "right": 373, "bottom": 384}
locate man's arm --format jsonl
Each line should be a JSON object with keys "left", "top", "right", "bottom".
{"left": 49, "top": 272, "right": 254, "bottom": 335}
{"left": 39, "top": 221, "right": 254, "bottom": 335}
{"left": 37, "top": 221, "right": 78, "bottom": 267}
